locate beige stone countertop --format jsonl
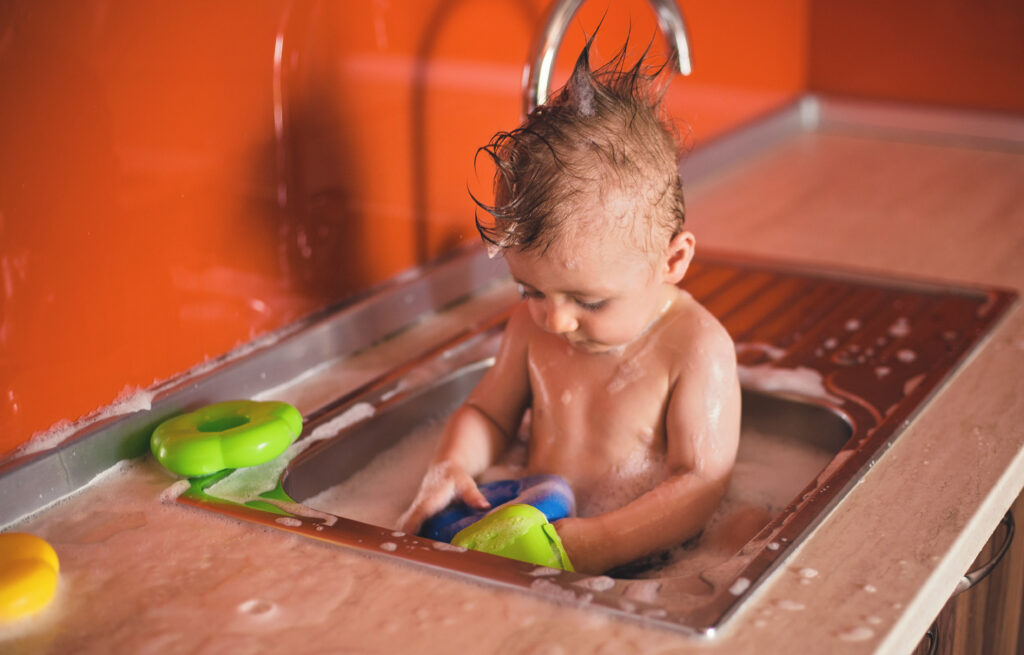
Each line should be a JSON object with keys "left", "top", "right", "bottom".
{"left": 3, "top": 116, "right": 1023, "bottom": 654}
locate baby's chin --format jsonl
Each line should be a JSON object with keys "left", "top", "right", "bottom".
{"left": 565, "top": 336, "right": 628, "bottom": 355}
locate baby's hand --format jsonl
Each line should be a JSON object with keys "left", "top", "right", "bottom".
{"left": 397, "top": 461, "right": 491, "bottom": 535}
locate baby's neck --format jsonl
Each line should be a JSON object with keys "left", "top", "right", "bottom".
{"left": 602, "top": 288, "right": 680, "bottom": 358}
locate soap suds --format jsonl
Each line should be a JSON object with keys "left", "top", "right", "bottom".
{"left": 14, "top": 386, "right": 155, "bottom": 458}
{"left": 738, "top": 364, "right": 843, "bottom": 405}
{"left": 432, "top": 542, "right": 468, "bottom": 554}
{"left": 896, "top": 348, "right": 917, "bottom": 363}
{"left": 734, "top": 342, "right": 786, "bottom": 362}
{"left": 528, "top": 566, "right": 563, "bottom": 577}
{"left": 160, "top": 480, "right": 192, "bottom": 503}
{"left": 301, "top": 386, "right": 839, "bottom": 595}
{"left": 206, "top": 403, "right": 374, "bottom": 505}
{"left": 728, "top": 577, "right": 750, "bottom": 596}
{"left": 887, "top": 317, "right": 911, "bottom": 338}
{"left": 574, "top": 576, "right": 616, "bottom": 592}
{"left": 837, "top": 626, "right": 874, "bottom": 642}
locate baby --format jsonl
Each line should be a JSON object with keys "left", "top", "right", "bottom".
{"left": 399, "top": 42, "right": 741, "bottom": 574}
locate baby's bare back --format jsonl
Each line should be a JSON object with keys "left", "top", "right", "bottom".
{"left": 523, "top": 290, "right": 717, "bottom": 516}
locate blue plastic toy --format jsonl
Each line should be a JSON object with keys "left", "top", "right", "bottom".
{"left": 421, "top": 474, "right": 575, "bottom": 543}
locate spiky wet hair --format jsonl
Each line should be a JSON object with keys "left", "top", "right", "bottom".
{"left": 473, "top": 37, "right": 685, "bottom": 256}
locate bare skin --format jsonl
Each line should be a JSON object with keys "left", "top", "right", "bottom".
{"left": 398, "top": 229, "right": 741, "bottom": 574}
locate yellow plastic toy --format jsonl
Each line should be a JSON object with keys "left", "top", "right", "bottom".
{"left": 0, "top": 533, "right": 59, "bottom": 621}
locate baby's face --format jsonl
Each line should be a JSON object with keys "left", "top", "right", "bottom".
{"left": 505, "top": 236, "right": 679, "bottom": 354}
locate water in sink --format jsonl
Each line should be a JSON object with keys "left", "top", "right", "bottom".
{"left": 299, "top": 389, "right": 848, "bottom": 580}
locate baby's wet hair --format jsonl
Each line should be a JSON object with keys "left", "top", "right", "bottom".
{"left": 473, "top": 36, "right": 686, "bottom": 257}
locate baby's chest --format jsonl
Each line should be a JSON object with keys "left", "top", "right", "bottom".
{"left": 526, "top": 346, "right": 672, "bottom": 434}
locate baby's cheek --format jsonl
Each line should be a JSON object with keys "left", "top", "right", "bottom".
{"left": 593, "top": 312, "right": 648, "bottom": 344}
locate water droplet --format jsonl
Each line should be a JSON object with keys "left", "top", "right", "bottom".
{"left": 729, "top": 577, "right": 751, "bottom": 595}
{"left": 837, "top": 626, "right": 874, "bottom": 642}
{"left": 896, "top": 349, "right": 917, "bottom": 363}
{"left": 888, "top": 317, "right": 911, "bottom": 338}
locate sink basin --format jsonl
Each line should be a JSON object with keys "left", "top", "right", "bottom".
{"left": 175, "top": 247, "right": 1015, "bottom": 636}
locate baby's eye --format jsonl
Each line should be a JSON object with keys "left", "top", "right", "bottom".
{"left": 575, "top": 298, "right": 608, "bottom": 312}
{"left": 518, "top": 285, "right": 544, "bottom": 300}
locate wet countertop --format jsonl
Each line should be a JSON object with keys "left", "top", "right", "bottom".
{"left": 4, "top": 118, "right": 1024, "bottom": 653}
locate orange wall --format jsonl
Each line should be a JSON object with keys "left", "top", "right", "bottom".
{"left": 0, "top": 0, "right": 808, "bottom": 458}
{"left": 809, "top": 1, "right": 1024, "bottom": 113}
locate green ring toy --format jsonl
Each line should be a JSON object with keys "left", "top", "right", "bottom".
{"left": 151, "top": 400, "right": 302, "bottom": 477}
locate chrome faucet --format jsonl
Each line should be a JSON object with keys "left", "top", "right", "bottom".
{"left": 523, "top": 0, "right": 693, "bottom": 117}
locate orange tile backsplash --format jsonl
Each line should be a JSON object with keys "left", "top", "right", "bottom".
{"left": 0, "top": 0, "right": 810, "bottom": 456}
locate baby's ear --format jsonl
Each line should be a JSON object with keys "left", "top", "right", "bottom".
{"left": 662, "top": 231, "right": 696, "bottom": 284}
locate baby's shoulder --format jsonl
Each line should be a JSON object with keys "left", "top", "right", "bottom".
{"left": 659, "top": 290, "right": 736, "bottom": 365}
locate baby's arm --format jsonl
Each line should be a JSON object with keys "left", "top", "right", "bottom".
{"left": 398, "top": 306, "right": 533, "bottom": 534}
{"left": 556, "top": 326, "right": 741, "bottom": 573}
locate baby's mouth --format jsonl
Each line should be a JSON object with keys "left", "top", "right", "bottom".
{"left": 566, "top": 335, "right": 613, "bottom": 354}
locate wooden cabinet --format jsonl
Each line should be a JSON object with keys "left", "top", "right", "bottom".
{"left": 915, "top": 492, "right": 1023, "bottom": 654}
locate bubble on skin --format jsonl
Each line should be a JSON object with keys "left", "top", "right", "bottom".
{"left": 379, "top": 542, "right": 398, "bottom": 552}
{"left": 774, "top": 599, "right": 805, "bottom": 611}
{"left": 275, "top": 517, "right": 302, "bottom": 527}
{"left": 896, "top": 348, "right": 917, "bottom": 363}
{"left": 823, "top": 337, "right": 839, "bottom": 350}
{"left": 767, "top": 541, "right": 780, "bottom": 551}
{"left": 638, "top": 426, "right": 655, "bottom": 445}
{"left": 606, "top": 358, "right": 645, "bottom": 394}
{"left": 798, "top": 567, "right": 818, "bottom": 579}
{"left": 844, "top": 318, "right": 862, "bottom": 331}
{"left": 561, "top": 389, "right": 573, "bottom": 405}
{"left": 237, "top": 599, "right": 277, "bottom": 617}
{"left": 863, "top": 583, "right": 878, "bottom": 593}
{"left": 875, "top": 366, "right": 891, "bottom": 379}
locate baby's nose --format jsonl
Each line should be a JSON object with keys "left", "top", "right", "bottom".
{"left": 544, "top": 301, "right": 578, "bottom": 334}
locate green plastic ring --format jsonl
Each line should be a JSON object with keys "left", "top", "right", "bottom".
{"left": 151, "top": 400, "right": 303, "bottom": 477}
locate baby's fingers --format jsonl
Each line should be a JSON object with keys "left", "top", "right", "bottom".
{"left": 455, "top": 472, "right": 491, "bottom": 510}
{"left": 398, "top": 485, "right": 456, "bottom": 534}
{"left": 397, "top": 504, "right": 429, "bottom": 535}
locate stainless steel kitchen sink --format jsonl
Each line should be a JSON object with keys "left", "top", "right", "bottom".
{"left": 175, "top": 245, "right": 1014, "bottom": 636}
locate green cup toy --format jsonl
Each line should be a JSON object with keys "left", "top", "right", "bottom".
{"left": 452, "top": 504, "right": 574, "bottom": 571}
{"left": 151, "top": 400, "right": 302, "bottom": 477}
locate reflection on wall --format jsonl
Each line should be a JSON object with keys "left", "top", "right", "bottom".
{"left": 0, "top": 0, "right": 808, "bottom": 457}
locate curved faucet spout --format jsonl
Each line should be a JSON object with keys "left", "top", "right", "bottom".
{"left": 522, "top": 0, "right": 693, "bottom": 117}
